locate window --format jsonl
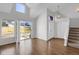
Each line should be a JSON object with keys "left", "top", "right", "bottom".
{"left": 20, "top": 21, "right": 32, "bottom": 26}
{"left": 16, "top": 3, "right": 25, "bottom": 13}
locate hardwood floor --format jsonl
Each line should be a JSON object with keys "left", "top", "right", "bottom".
{"left": 47, "top": 38, "right": 79, "bottom": 55}
{"left": 0, "top": 38, "right": 79, "bottom": 55}
{"left": 0, "top": 43, "right": 16, "bottom": 55}
{"left": 32, "top": 38, "right": 48, "bottom": 55}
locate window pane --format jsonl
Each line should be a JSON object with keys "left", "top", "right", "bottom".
{"left": 1, "top": 20, "right": 15, "bottom": 39}
{"left": 16, "top": 3, "right": 25, "bottom": 13}
{"left": 20, "top": 21, "right": 32, "bottom": 40}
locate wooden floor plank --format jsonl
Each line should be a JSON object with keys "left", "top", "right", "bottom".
{"left": 0, "top": 38, "right": 79, "bottom": 55}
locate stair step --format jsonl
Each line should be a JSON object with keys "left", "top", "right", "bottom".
{"left": 69, "top": 30, "right": 79, "bottom": 32}
{"left": 68, "top": 42, "right": 79, "bottom": 48}
{"left": 69, "top": 34, "right": 79, "bottom": 37}
{"left": 68, "top": 27, "right": 79, "bottom": 48}
{"left": 70, "top": 27, "right": 79, "bottom": 29}
{"left": 68, "top": 39, "right": 79, "bottom": 43}
{"left": 68, "top": 36, "right": 79, "bottom": 40}
{"left": 69, "top": 30, "right": 79, "bottom": 34}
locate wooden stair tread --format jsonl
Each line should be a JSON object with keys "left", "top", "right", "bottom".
{"left": 69, "top": 30, "right": 79, "bottom": 32}
{"left": 68, "top": 27, "right": 79, "bottom": 48}
{"left": 70, "top": 27, "right": 79, "bottom": 29}
{"left": 68, "top": 39, "right": 79, "bottom": 43}
{"left": 69, "top": 34, "right": 79, "bottom": 37}
{"left": 68, "top": 36, "right": 79, "bottom": 40}
{"left": 69, "top": 32, "right": 79, "bottom": 33}
{"left": 68, "top": 42, "right": 79, "bottom": 48}
{"left": 68, "top": 44, "right": 79, "bottom": 48}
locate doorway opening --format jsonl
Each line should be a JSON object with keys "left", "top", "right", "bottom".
{"left": 20, "top": 20, "right": 32, "bottom": 40}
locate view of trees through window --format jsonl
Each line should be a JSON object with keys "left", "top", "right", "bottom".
{"left": 20, "top": 21, "right": 32, "bottom": 40}
{"left": 1, "top": 20, "right": 15, "bottom": 38}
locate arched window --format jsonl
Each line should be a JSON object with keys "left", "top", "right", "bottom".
{"left": 16, "top": 3, "right": 25, "bottom": 13}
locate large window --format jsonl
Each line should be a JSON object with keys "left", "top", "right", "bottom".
{"left": 16, "top": 3, "right": 25, "bottom": 13}
{"left": 1, "top": 20, "right": 15, "bottom": 39}
{"left": 20, "top": 21, "right": 32, "bottom": 40}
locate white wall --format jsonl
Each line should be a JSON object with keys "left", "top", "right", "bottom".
{"left": 47, "top": 9, "right": 55, "bottom": 40}
{"left": 56, "top": 18, "right": 69, "bottom": 39}
{"left": 48, "top": 21, "right": 54, "bottom": 40}
{"left": 47, "top": 9, "right": 70, "bottom": 46}
{"left": 0, "top": 37, "right": 16, "bottom": 46}
{"left": 36, "top": 9, "right": 48, "bottom": 41}
{"left": 0, "top": 4, "right": 12, "bottom": 13}
{"left": 47, "top": 10, "right": 69, "bottom": 40}
{"left": 31, "top": 18, "right": 37, "bottom": 38}
{"left": 70, "top": 18, "right": 79, "bottom": 27}
{"left": 55, "top": 18, "right": 70, "bottom": 46}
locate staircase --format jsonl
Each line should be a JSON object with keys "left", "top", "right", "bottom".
{"left": 68, "top": 27, "right": 79, "bottom": 48}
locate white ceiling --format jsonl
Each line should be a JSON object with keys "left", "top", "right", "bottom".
{"left": 0, "top": 3, "right": 13, "bottom": 13}
{"left": 27, "top": 3, "right": 79, "bottom": 19}
{"left": 0, "top": 3, "right": 79, "bottom": 19}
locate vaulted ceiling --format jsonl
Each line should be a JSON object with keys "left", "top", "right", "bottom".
{"left": 0, "top": 3, "right": 13, "bottom": 13}
{"left": 0, "top": 3, "right": 79, "bottom": 19}
{"left": 27, "top": 3, "right": 79, "bottom": 19}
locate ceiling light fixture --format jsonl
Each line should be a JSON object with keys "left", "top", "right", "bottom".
{"left": 55, "top": 5, "right": 65, "bottom": 19}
